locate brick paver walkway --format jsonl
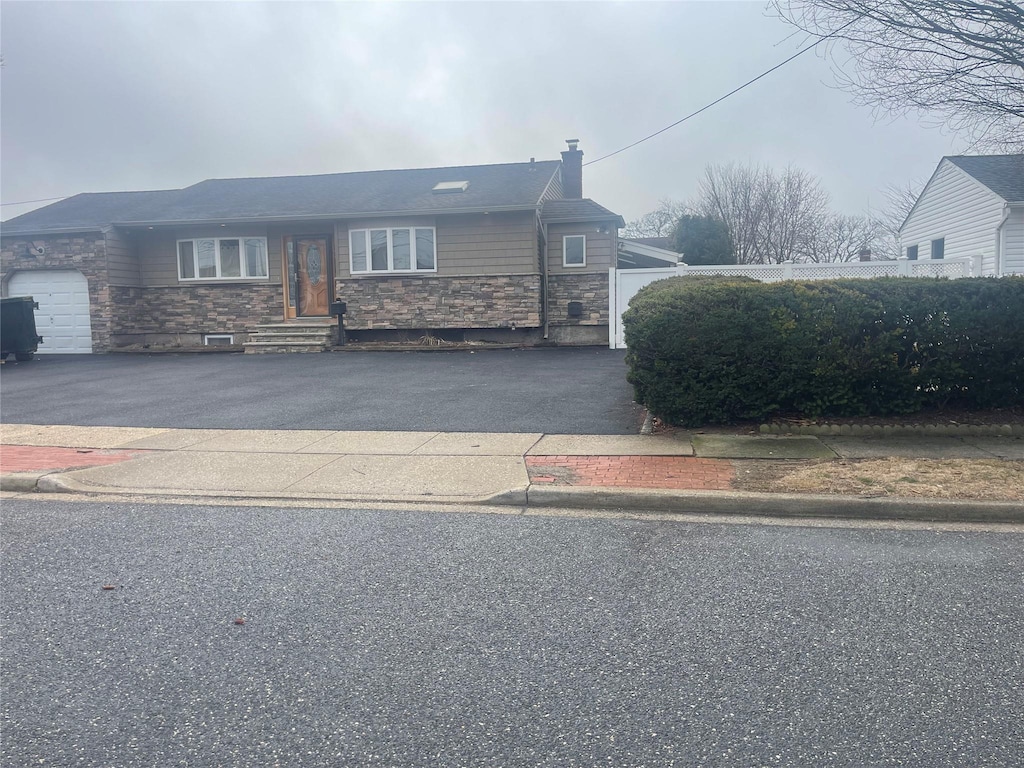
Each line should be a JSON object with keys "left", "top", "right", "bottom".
{"left": 0, "top": 445, "right": 149, "bottom": 473}
{"left": 526, "top": 455, "right": 734, "bottom": 490}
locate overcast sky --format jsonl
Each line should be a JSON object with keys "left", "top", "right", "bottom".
{"left": 2, "top": 1, "right": 967, "bottom": 224}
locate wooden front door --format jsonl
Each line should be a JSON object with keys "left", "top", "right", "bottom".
{"left": 285, "top": 236, "right": 332, "bottom": 317}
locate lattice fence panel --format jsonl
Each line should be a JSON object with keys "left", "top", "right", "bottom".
{"left": 912, "top": 262, "right": 967, "bottom": 278}
{"left": 738, "top": 267, "right": 785, "bottom": 282}
{"left": 794, "top": 265, "right": 899, "bottom": 280}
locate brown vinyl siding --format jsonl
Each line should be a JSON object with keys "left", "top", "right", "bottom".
{"left": 335, "top": 220, "right": 349, "bottom": 275}
{"left": 136, "top": 224, "right": 279, "bottom": 287}
{"left": 136, "top": 232, "right": 178, "bottom": 286}
{"left": 546, "top": 223, "right": 615, "bottom": 275}
{"left": 135, "top": 210, "right": 541, "bottom": 286}
{"left": 105, "top": 227, "right": 141, "bottom": 287}
{"left": 336, "top": 211, "right": 539, "bottom": 278}
{"left": 437, "top": 212, "right": 537, "bottom": 275}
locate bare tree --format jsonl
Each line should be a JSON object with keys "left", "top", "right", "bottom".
{"left": 621, "top": 199, "right": 689, "bottom": 238}
{"left": 802, "top": 213, "right": 888, "bottom": 262}
{"left": 771, "top": 0, "right": 1024, "bottom": 151}
{"left": 871, "top": 180, "right": 924, "bottom": 260}
{"left": 758, "top": 167, "right": 831, "bottom": 264}
{"left": 692, "top": 164, "right": 770, "bottom": 264}
{"left": 692, "top": 163, "right": 841, "bottom": 263}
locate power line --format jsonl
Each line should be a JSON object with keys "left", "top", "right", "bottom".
{"left": 584, "top": 22, "right": 857, "bottom": 167}
{"left": 1, "top": 195, "right": 68, "bottom": 207}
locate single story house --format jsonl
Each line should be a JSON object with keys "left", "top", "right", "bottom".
{"left": 900, "top": 154, "right": 1024, "bottom": 275}
{"left": 1, "top": 140, "right": 625, "bottom": 353}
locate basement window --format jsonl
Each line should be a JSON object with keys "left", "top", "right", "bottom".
{"left": 204, "top": 334, "right": 234, "bottom": 346}
{"left": 432, "top": 181, "right": 469, "bottom": 193}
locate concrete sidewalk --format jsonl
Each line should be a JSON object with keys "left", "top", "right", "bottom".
{"left": 1, "top": 423, "right": 1022, "bottom": 523}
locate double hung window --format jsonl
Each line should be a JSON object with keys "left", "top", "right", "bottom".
{"left": 178, "top": 237, "right": 268, "bottom": 280}
{"left": 350, "top": 227, "right": 436, "bottom": 273}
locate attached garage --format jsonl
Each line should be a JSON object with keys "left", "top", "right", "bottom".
{"left": 8, "top": 270, "right": 93, "bottom": 353}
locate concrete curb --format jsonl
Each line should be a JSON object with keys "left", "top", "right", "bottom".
{"left": 32, "top": 472, "right": 530, "bottom": 508}
{"left": 759, "top": 422, "right": 1024, "bottom": 438}
{"left": 0, "top": 471, "right": 52, "bottom": 492}
{"left": 521, "top": 486, "right": 1024, "bottom": 524}
{"left": 13, "top": 471, "right": 1022, "bottom": 525}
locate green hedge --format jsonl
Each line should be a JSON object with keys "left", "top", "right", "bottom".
{"left": 623, "top": 276, "right": 1024, "bottom": 427}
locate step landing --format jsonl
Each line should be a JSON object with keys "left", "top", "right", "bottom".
{"left": 244, "top": 321, "right": 337, "bottom": 354}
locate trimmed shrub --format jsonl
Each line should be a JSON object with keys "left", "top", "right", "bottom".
{"left": 623, "top": 276, "right": 1024, "bottom": 427}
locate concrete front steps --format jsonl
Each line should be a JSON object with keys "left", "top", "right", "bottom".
{"left": 243, "top": 321, "right": 337, "bottom": 353}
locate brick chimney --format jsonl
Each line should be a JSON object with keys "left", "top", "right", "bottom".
{"left": 858, "top": 247, "right": 872, "bottom": 262}
{"left": 560, "top": 138, "right": 583, "bottom": 199}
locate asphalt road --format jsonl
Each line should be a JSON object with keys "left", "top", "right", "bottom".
{"left": 3, "top": 499, "right": 1022, "bottom": 767}
{"left": 0, "top": 348, "right": 641, "bottom": 433}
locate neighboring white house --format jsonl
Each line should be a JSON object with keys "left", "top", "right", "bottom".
{"left": 900, "top": 154, "right": 1024, "bottom": 276}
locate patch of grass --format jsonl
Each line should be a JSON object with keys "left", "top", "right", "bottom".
{"left": 748, "top": 458, "right": 1024, "bottom": 501}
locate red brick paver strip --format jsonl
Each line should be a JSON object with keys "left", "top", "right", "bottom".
{"left": 0, "top": 445, "right": 150, "bottom": 474}
{"left": 526, "top": 455, "right": 734, "bottom": 491}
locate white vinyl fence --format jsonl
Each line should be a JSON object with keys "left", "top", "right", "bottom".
{"left": 609, "top": 256, "right": 980, "bottom": 349}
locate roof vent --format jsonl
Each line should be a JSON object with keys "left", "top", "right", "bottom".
{"left": 432, "top": 181, "right": 469, "bottom": 194}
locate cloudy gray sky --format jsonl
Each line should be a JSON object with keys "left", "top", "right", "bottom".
{"left": 2, "top": 1, "right": 966, "bottom": 224}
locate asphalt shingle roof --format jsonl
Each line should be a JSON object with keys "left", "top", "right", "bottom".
{"left": 947, "top": 154, "right": 1024, "bottom": 202}
{"left": 624, "top": 236, "right": 675, "bottom": 250}
{"left": 3, "top": 160, "right": 564, "bottom": 235}
{"left": 541, "top": 198, "right": 625, "bottom": 226}
{"left": 1, "top": 190, "right": 184, "bottom": 234}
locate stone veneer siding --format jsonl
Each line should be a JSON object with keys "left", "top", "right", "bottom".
{"left": 1, "top": 234, "right": 114, "bottom": 350}
{"left": 336, "top": 274, "right": 542, "bottom": 330}
{"left": 547, "top": 272, "right": 609, "bottom": 326}
{"left": 109, "top": 284, "right": 283, "bottom": 345}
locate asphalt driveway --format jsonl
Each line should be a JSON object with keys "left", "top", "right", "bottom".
{"left": 0, "top": 348, "right": 641, "bottom": 434}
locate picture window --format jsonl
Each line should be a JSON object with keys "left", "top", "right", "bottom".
{"left": 350, "top": 227, "right": 436, "bottom": 274}
{"left": 178, "top": 238, "right": 268, "bottom": 281}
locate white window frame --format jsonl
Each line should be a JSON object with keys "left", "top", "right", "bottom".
{"left": 563, "top": 234, "right": 586, "bottom": 267}
{"left": 203, "top": 334, "right": 235, "bottom": 346}
{"left": 177, "top": 237, "right": 269, "bottom": 281}
{"left": 349, "top": 227, "right": 437, "bottom": 274}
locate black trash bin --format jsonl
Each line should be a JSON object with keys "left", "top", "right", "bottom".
{"left": 1, "top": 296, "right": 43, "bottom": 361}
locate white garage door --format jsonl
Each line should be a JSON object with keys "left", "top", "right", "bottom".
{"left": 8, "top": 270, "right": 93, "bottom": 353}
